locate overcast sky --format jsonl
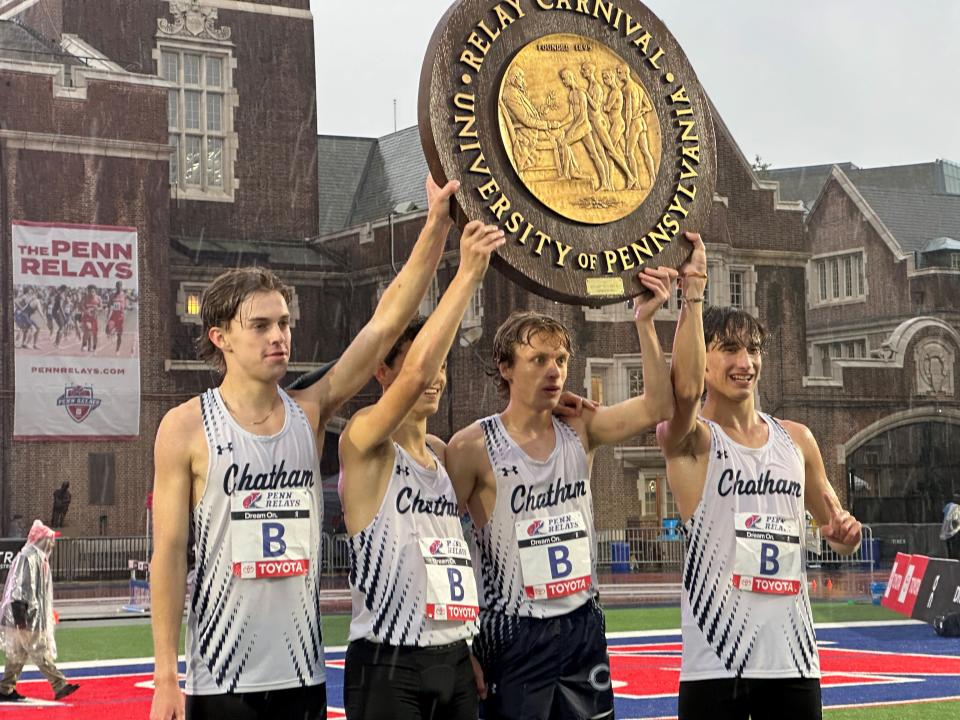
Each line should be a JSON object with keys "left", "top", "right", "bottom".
{"left": 312, "top": 0, "right": 960, "bottom": 170}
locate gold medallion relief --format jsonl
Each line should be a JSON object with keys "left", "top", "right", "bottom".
{"left": 497, "top": 33, "right": 662, "bottom": 225}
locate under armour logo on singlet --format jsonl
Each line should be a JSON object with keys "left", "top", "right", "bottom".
{"left": 217, "top": 442, "right": 234, "bottom": 455}
{"left": 500, "top": 465, "right": 519, "bottom": 477}
{"left": 716, "top": 449, "right": 729, "bottom": 460}
{"left": 396, "top": 464, "right": 410, "bottom": 477}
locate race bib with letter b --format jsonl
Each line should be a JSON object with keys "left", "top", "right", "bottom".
{"left": 418, "top": 537, "right": 479, "bottom": 622}
{"left": 230, "top": 489, "right": 312, "bottom": 579}
{"left": 732, "top": 512, "right": 802, "bottom": 595}
{"left": 515, "top": 511, "right": 592, "bottom": 600}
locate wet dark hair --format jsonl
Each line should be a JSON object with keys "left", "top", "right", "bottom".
{"left": 703, "top": 306, "right": 767, "bottom": 352}
{"left": 197, "top": 267, "right": 292, "bottom": 374}
{"left": 383, "top": 316, "right": 427, "bottom": 369}
{"left": 491, "top": 311, "right": 574, "bottom": 398}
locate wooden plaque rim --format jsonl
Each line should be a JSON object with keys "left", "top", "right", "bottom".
{"left": 419, "top": 0, "right": 716, "bottom": 306}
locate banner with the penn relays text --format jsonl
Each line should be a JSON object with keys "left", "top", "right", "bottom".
{"left": 12, "top": 221, "right": 140, "bottom": 440}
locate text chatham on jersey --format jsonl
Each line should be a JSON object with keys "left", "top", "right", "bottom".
{"left": 223, "top": 461, "right": 315, "bottom": 495}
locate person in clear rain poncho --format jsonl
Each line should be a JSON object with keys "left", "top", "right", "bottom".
{"left": 0, "top": 520, "right": 79, "bottom": 702}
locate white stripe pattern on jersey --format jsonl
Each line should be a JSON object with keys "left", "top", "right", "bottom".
{"left": 347, "top": 443, "right": 476, "bottom": 646}
{"left": 680, "top": 413, "right": 820, "bottom": 680}
{"left": 474, "top": 414, "right": 598, "bottom": 619}
{"left": 186, "top": 388, "right": 325, "bottom": 694}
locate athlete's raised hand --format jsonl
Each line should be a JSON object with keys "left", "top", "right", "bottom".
{"left": 426, "top": 174, "right": 460, "bottom": 227}
{"left": 820, "top": 489, "right": 862, "bottom": 548}
{"left": 677, "top": 230, "right": 706, "bottom": 295}
{"left": 634, "top": 265, "right": 678, "bottom": 323}
{"left": 553, "top": 391, "right": 600, "bottom": 419}
{"left": 458, "top": 220, "right": 506, "bottom": 283}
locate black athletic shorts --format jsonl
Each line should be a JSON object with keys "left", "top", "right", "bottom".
{"left": 186, "top": 682, "right": 326, "bottom": 720}
{"left": 476, "top": 598, "right": 614, "bottom": 720}
{"left": 343, "top": 638, "right": 476, "bottom": 720}
{"left": 678, "top": 677, "right": 822, "bottom": 720}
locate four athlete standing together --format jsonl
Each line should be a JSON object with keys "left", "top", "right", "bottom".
{"left": 149, "top": 176, "right": 862, "bottom": 720}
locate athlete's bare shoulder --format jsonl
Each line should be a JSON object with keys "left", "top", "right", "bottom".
{"left": 447, "top": 421, "right": 490, "bottom": 484}
{"left": 156, "top": 397, "right": 203, "bottom": 447}
{"left": 777, "top": 418, "right": 811, "bottom": 439}
{"left": 775, "top": 418, "right": 816, "bottom": 460}
{"left": 154, "top": 397, "right": 206, "bottom": 490}
{"left": 286, "top": 387, "right": 322, "bottom": 433}
{"left": 448, "top": 421, "right": 485, "bottom": 459}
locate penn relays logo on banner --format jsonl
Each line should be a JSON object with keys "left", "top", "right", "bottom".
{"left": 56, "top": 385, "right": 102, "bottom": 423}
{"left": 11, "top": 220, "right": 141, "bottom": 440}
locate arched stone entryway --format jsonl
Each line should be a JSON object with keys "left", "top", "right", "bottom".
{"left": 844, "top": 408, "right": 960, "bottom": 525}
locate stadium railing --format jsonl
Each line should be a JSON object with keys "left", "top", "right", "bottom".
{"left": 594, "top": 524, "right": 877, "bottom": 572}
{"left": 595, "top": 527, "right": 685, "bottom": 571}
{"left": 322, "top": 533, "right": 352, "bottom": 575}
{"left": 51, "top": 535, "right": 150, "bottom": 582}
{"left": 45, "top": 525, "right": 878, "bottom": 582}
{"left": 806, "top": 524, "right": 877, "bottom": 569}
{"left": 49, "top": 535, "right": 355, "bottom": 581}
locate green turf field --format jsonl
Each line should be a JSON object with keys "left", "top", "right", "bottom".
{"left": 2, "top": 603, "right": 955, "bottom": 718}
{"left": 3, "top": 601, "right": 902, "bottom": 663}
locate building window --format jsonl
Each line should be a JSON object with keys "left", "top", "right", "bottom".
{"left": 176, "top": 282, "right": 207, "bottom": 325}
{"left": 89, "top": 453, "right": 116, "bottom": 506}
{"left": 812, "top": 251, "right": 866, "bottom": 305}
{"left": 816, "top": 338, "right": 867, "bottom": 375}
{"left": 721, "top": 265, "right": 755, "bottom": 311}
{"left": 586, "top": 360, "right": 612, "bottom": 403}
{"left": 819, "top": 345, "right": 832, "bottom": 376}
{"left": 661, "top": 478, "right": 678, "bottom": 518}
{"left": 584, "top": 299, "right": 635, "bottom": 323}
{"left": 378, "top": 276, "right": 439, "bottom": 317}
{"left": 627, "top": 366, "right": 644, "bottom": 398}
{"left": 951, "top": 254, "right": 960, "bottom": 270}
{"left": 591, "top": 374, "right": 605, "bottom": 404}
{"left": 161, "top": 46, "right": 233, "bottom": 198}
{"left": 462, "top": 286, "right": 484, "bottom": 328}
{"left": 419, "top": 277, "right": 440, "bottom": 317}
{"left": 640, "top": 474, "right": 657, "bottom": 518}
{"left": 729, "top": 270, "right": 744, "bottom": 308}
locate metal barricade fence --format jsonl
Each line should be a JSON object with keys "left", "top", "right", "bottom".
{"left": 44, "top": 525, "right": 875, "bottom": 583}
{"left": 596, "top": 524, "right": 876, "bottom": 573}
{"left": 49, "top": 534, "right": 354, "bottom": 581}
{"left": 51, "top": 536, "right": 150, "bottom": 582}
{"left": 806, "top": 524, "right": 876, "bottom": 568}
{"left": 322, "top": 532, "right": 352, "bottom": 575}
{"left": 595, "top": 527, "right": 685, "bottom": 571}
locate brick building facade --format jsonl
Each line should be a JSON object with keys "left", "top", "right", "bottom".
{"left": 2, "top": 1, "right": 956, "bottom": 557}
{"left": 765, "top": 162, "right": 960, "bottom": 554}
{"left": 1, "top": 0, "right": 327, "bottom": 537}
{"left": 319, "top": 132, "right": 960, "bottom": 550}
{"left": 317, "top": 116, "right": 815, "bottom": 533}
